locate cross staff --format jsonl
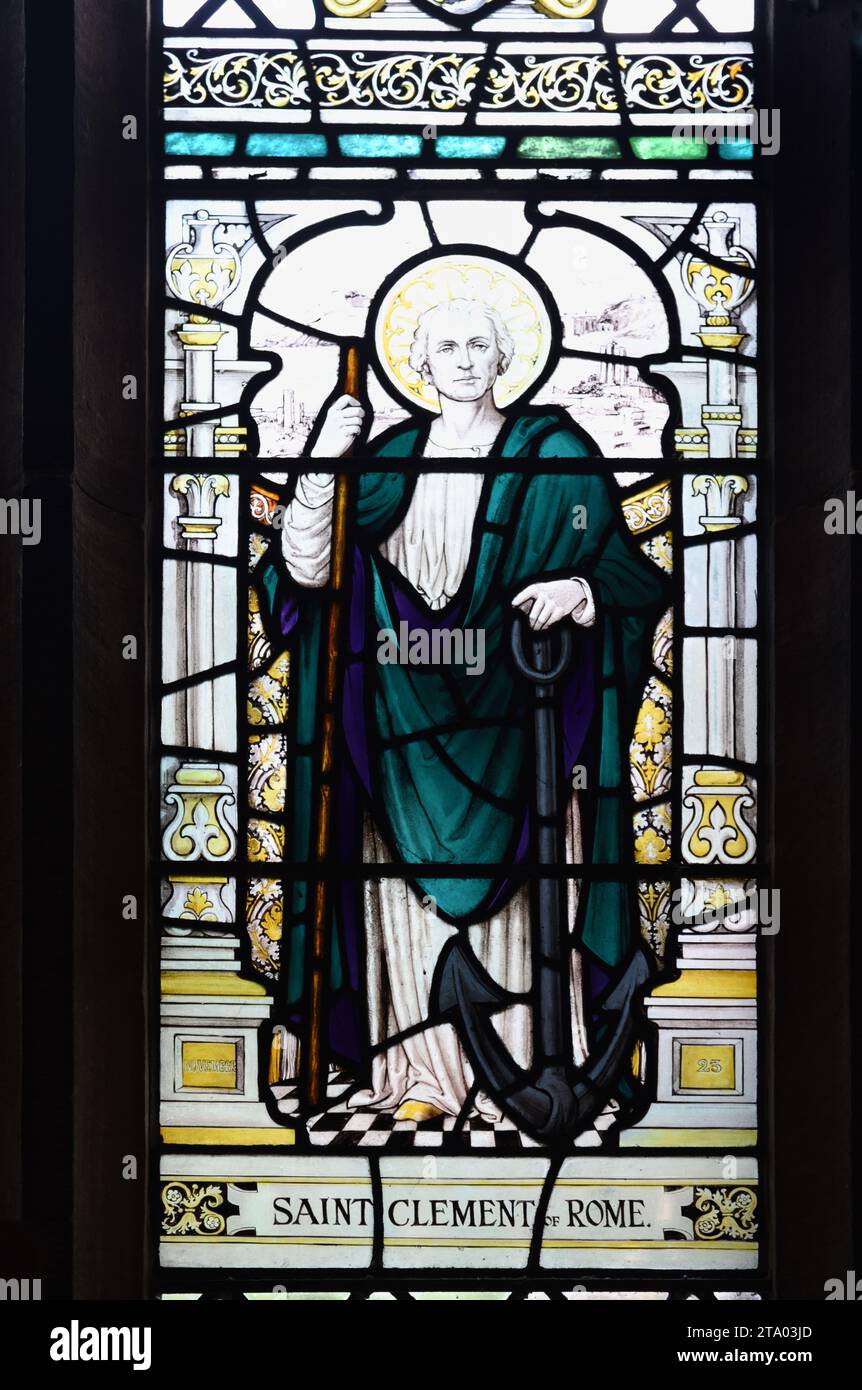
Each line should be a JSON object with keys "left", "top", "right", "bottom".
{"left": 302, "top": 344, "right": 360, "bottom": 1109}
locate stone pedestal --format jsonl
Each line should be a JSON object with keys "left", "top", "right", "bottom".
{"left": 621, "top": 930, "right": 757, "bottom": 1148}
{"left": 160, "top": 933, "right": 295, "bottom": 1147}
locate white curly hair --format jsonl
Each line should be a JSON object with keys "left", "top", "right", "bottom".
{"left": 408, "top": 298, "right": 515, "bottom": 382}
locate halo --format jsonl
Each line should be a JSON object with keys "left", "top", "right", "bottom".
{"left": 374, "top": 254, "right": 552, "bottom": 413}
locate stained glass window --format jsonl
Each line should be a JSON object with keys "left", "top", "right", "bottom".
{"left": 157, "top": 0, "right": 763, "bottom": 1298}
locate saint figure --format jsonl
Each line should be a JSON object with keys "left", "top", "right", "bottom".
{"left": 262, "top": 296, "right": 667, "bottom": 1130}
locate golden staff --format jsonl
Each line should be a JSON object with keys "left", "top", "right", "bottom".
{"left": 303, "top": 345, "right": 360, "bottom": 1109}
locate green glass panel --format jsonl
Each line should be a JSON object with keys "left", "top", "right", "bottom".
{"left": 719, "top": 138, "right": 754, "bottom": 160}
{"left": 164, "top": 131, "right": 236, "bottom": 156}
{"left": 245, "top": 133, "right": 328, "bottom": 157}
{"left": 338, "top": 134, "right": 423, "bottom": 158}
{"left": 517, "top": 136, "right": 621, "bottom": 160}
{"left": 435, "top": 135, "right": 506, "bottom": 159}
{"left": 631, "top": 136, "right": 708, "bottom": 161}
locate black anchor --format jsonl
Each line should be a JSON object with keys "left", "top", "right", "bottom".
{"left": 431, "top": 611, "right": 650, "bottom": 1143}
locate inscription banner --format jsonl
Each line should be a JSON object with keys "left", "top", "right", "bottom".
{"left": 160, "top": 1157, "right": 759, "bottom": 1272}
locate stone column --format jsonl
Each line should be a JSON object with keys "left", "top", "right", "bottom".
{"left": 171, "top": 472, "right": 228, "bottom": 749}
{"left": 158, "top": 481, "right": 288, "bottom": 1143}
{"left": 625, "top": 500, "right": 757, "bottom": 1144}
{"left": 176, "top": 320, "right": 224, "bottom": 459}
{"left": 625, "top": 217, "right": 758, "bottom": 1149}
{"left": 162, "top": 472, "right": 237, "bottom": 864}
{"left": 681, "top": 212, "right": 756, "bottom": 461}
{"left": 166, "top": 210, "right": 239, "bottom": 458}
{"left": 691, "top": 473, "right": 749, "bottom": 761}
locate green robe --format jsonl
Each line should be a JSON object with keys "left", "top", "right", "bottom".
{"left": 261, "top": 409, "right": 669, "bottom": 1058}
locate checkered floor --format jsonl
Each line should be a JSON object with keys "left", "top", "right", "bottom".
{"left": 272, "top": 1075, "right": 620, "bottom": 1151}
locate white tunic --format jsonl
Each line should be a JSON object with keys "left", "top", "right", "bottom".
{"left": 281, "top": 454, "right": 594, "bottom": 1120}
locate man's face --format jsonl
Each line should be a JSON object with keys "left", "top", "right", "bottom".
{"left": 423, "top": 307, "right": 502, "bottom": 403}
